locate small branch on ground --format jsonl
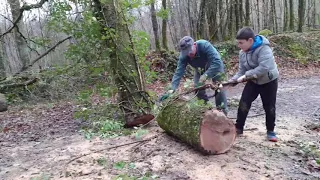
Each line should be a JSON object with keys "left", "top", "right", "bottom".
{"left": 243, "top": 128, "right": 259, "bottom": 132}
{"left": 66, "top": 133, "right": 162, "bottom": 165}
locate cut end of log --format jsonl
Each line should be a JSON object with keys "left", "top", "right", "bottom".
{"left": 200, "top": 110, "right": 236, "bottom": 154}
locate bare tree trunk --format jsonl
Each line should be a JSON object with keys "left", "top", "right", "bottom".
{"left": 273, "top": 0, "right": 277, "bottom": 33}
{"left": 312, "top": 0, "right": 316, "bottom": 28}
{"left": 8, "top": 0, "right": 29, "bottom": 69}
{"left": 289, "top": 0, "right": 294, "bottom": 31}
{"left": 187, "top": 0, "right": 197, "bottom": 38}
{"left": 169, "top": 0, "right": 179, "bottom": 47}
{"left": 207, "top": 0, "right": 218, "bottom": 41}
{"left": 151, "top": 2, "right": 161, "bottom": 51}
{"left": 245, "top": 0, "right": 250, "bottom": 26}
{"left": 297, "top": 0, "right": 305, "bottom": 32}
{"left": 263, "top": 0, "right": 269, "bottom": 29}
{"left": 268, "top": 0, "right": 274, "bottom": 30}
{"left": 283, "top": 0, "right": 288, "bottom": 31}
{"left": 178, "top": 0, "right": 187, "bottom": 36}
{"left": 0, "top": 41, "right": 5, "bottom": 77}
{"left": 235, "top": 0, "right": 240, "bottom": 30}
{"left": 197, "top": 0, "right": 206, "bottom": 39}
{"left": 257, "top": 0, "right": 260, "bottom": 30}
{"left": 162, "top": 0, "right": 168, "bottom": 50}
{"left": 228, "top": 0, "right": 235, "bottom": 38}
{"left": 218, "top": 0, "right": 223, "bottom": 40}
{"left": 239, "top": 0, "right": 243, "bottom": 27}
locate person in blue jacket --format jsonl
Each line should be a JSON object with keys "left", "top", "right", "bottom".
{"left": 229, "top": 27, "right": 279, "bottom": 142}
{"left": 160, "top": 36, "right": 228, "bottom": 115}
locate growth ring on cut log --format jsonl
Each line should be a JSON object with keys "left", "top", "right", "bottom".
{"left": 157, "top": 99, "right": 236, "bottom": 155}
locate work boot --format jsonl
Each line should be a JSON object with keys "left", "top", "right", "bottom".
{"left": 267, "top": 131, "right": 278, "bottom": 142}
{"left": 236, "top": 128, "right": 243, "bottom": 136}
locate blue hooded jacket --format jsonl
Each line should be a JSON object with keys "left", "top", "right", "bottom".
{"left": 231, "top": 35, "right": 279, "bottom": 85}
{"left": 171, "top": 40, "right": 225, "bottom": 90}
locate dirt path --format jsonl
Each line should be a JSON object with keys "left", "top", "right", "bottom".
{"left": 1, "top": 76, "right": 320, "bottom": 180}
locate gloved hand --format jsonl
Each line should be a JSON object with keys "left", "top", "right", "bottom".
{"left": 199, "top": 74, "right": 208, "bottom": 83}
{"left": 237, "top": 75, "right": 246, "bottom": 83}
{"left": 159, "top": 89, "right": 174, "bottom": 102}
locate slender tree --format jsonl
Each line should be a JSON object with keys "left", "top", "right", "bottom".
{"left": 162, "top": 0, "right": 168, "bottom": 50}
{"left": 297, "top": 0, "right": 305, "bottom": 32}
{"left": 151, "top": 1, "right": 161, "bottom": 51}
{"left": 245, "top": 0, "right": 250, "bottom": 26}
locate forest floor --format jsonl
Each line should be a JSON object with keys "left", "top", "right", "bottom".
{"left": 1, "top": 68, "right": 320, "bottom": 180}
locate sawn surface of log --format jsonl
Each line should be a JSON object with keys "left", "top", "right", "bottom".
{"left": 157, "top": 98, "right": 236, "bottom": 155}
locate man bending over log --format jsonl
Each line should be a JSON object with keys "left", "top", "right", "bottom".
{"left": 160, "top": 36, "right": 228, "bottom": 115}
{"left": 228, "top": 27, "right": 279, "bottom": 142}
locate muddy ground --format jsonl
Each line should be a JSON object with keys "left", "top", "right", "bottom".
{"left": 1, "top": 75, "right": 320, "bottom": 180}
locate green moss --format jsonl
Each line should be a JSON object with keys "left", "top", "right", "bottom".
{"left": 157, "top": 98, "right": 212, "bottom": 152}
{"left": 259, "top": 29, "right": 273, "bottom": 37}
{"left": 288, "top": 43, "right": 308, "bottom": 61}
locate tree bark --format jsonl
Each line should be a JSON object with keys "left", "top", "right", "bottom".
{"left": 92, "top": 0, "right": 153, "bottom": 124}
{"left": 273, "top": 0, "right": 277, "bottom": 33}
{"left": 235, "top": 0, "right": 240, "bottom": 31}
{"left": 0, "top": 41, "right": 5, "bottom": 77}
{"left": 207, "top": 0, "right": 218, "bottom": 41}
{"left": 8, "top": 0, "right": 29, "bottom": 70}
{"left": 257, "top": 0, "right": 260, "bottom": 30}
{"left": 289, "top": 0, "right": 294, "bottom": 31}
{"left": 312, "top": 0, "right": 316, "bottom": 28}
{"left": 157, "top": 98, "right": 236, "bottom": 154}
{"left": 297, "top": 0, "right": 305, "bottom": 32}
{"left": 245, "top": 0, "right": 250, "bottom": 26}
{"left": 197, "top": 0, "right": 206, "bottom": 39}
{"left": 162, "top": 0, "right": 168, "bottom": 50}
{"left": 228, "top": 0, "right": 234, "bottom": 38}
{"left": 151, "top": 2, "right": 161, "bottom": 51}
{"left": 239, "top": 0, "right": 243, "bottom": 27}
{"left": 283, "top": 0, "right": 288, "bottom": 31}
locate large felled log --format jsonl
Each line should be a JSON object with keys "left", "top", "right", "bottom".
{"left": 157, "top": 98, "right": 236, "bottom": 155}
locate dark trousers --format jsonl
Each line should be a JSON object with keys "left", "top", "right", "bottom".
{"left": 196, "top": 85, "right": 228, "bottom": 115}
{"left": 235, "top": 79, "right": 278, "bottom": 132}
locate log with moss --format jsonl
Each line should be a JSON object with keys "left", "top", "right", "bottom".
{"left": 157, "top": 87, "right": 236, "bottom": 155}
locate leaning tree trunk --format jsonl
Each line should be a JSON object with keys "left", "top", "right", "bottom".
{"left": 93, "top": 0, "right": 153, "bottom": 125}
{"left": 157, "top": 97, "right": 236, "bottom": 155}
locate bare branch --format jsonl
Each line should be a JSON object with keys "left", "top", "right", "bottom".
{"left": 15, "top": 36, "right": 72, "bottom": 75}
{"left": 0, "top": 78, "right": 37, "bottom": 90}
{"left": 0, "top": 0, "right": 49, "bottom": 38}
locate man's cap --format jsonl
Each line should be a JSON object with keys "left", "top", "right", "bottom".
{"left": 179, "top": 36, "right": 194, "bottom": 57}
